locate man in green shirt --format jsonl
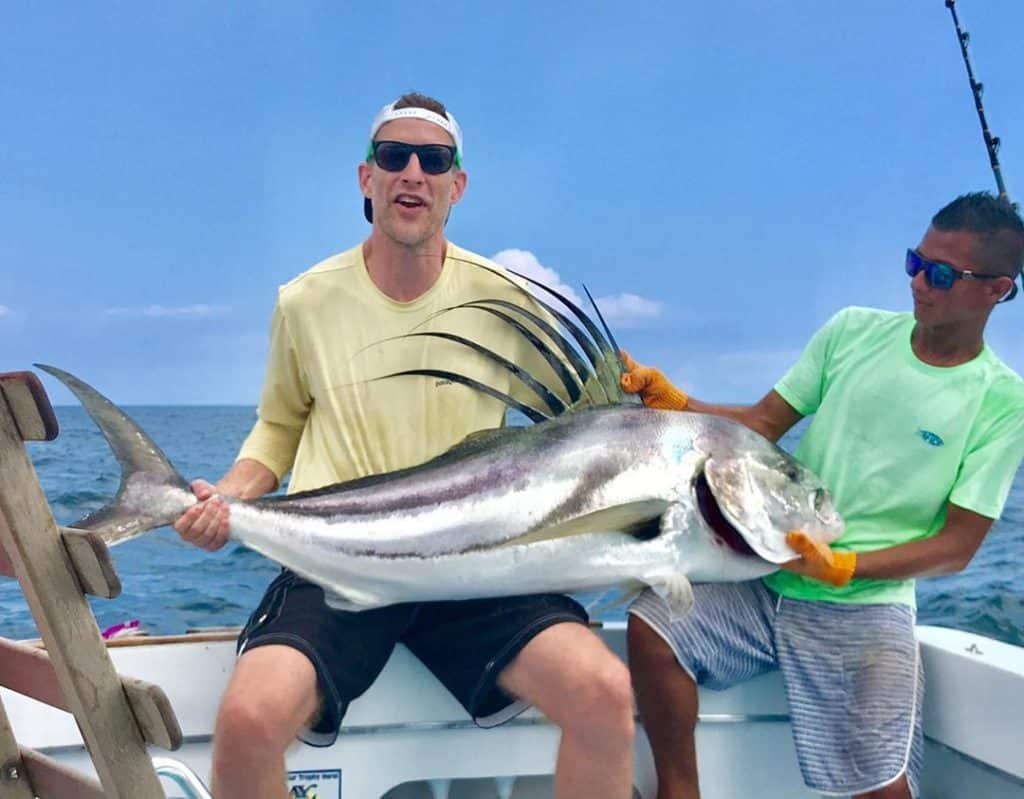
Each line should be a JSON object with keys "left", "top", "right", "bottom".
{"left": 622, "top": 192, "right": 1024, "bottom": 799}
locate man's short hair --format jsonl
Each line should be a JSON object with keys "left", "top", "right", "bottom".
{"left": 932, "top": 192, "right": 1024, "bottom": 278}
{"left": 393, "top": 92, "right": 449, "bottom": 117}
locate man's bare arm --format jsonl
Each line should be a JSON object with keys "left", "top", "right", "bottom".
{"left": 851, "top": 503, "right": 993, "bottom": 580}
{"left": 620, "top": 352, "right": 803, "bottom": 442}
{"left": 687, "top": 390, "right": 803, "bottom": 443}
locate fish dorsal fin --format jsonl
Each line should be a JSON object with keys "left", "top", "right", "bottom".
{"left": 365, "top": 257, "right": 639, "bottom": 425}
{"left": 259, "top": 427, "right": 524, "bottom": 507}
{"left": 430, "top": 426, "right": 523, "bottom": 460}
{"left": 454, "top": 427, "right": 519, "bottom": 449}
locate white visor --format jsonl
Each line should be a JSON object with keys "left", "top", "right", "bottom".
{"left": 368, "top": 102, "right": 463, "bottom": 159}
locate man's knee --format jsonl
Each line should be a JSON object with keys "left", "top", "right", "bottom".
{"left": 214, "top": 645, "right": 320, "bottom": 763}
{"left": 562, "top": 656, "right": 635, "bottom": 743}
{"left": 501, "top": 623, "right": 634, "bottom": 747}
{"left": 215, "top": 689, "right": 290, "bottom": 762}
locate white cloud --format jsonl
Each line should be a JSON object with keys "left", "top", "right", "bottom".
{"left": 490, "top": 248, "right": 662, "bottom": 327}
{"left": 592, "top": 292, "right": 663, "bottom": 328}
{"left": 104, "top": 304, "right": 229, "bottom": 319}
{"left": 490, "top": 249, "right": 584, "bottom": 307}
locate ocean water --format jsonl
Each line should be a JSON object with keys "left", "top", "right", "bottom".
{"left": 1, "top": 406, "right": 1022, "bottom": 647}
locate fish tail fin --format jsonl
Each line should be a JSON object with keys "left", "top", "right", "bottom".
{"left": 34, "top": 364, "right": 191, "bottom": 545}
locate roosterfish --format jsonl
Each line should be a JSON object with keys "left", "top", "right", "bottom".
{"left": 36, "top": 271, "right": 842, "bottom": 617}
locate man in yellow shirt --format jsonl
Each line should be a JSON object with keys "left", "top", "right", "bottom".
{"left": 173, "top": 93, "right": 634, "bottom": 799}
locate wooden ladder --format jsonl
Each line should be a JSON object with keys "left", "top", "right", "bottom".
{"left": 0, "top": 370, "right": 183, "bottom": 799}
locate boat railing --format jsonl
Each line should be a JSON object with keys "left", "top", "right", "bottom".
{"left": 152, "top": 756, "right": 213, "bottom": 799}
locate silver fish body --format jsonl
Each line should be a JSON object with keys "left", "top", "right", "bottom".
{"left": 40, "top": 363, "right": 843, "bottom": 617}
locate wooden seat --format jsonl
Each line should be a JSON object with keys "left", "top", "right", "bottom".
{"left": 0, "top": 369, "right": 183, "bottom": 798}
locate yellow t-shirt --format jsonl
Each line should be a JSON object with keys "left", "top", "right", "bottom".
{"left": 238, "top": 242, "right": 567, "bottom": 493}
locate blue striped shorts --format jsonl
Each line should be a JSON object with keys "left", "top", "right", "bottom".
{"left": 630, "top": 580, "right": 923, "bottom": 797}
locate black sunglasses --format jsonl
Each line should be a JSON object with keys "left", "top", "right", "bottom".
{"left": 905, "top": 249, "right": 1017, "bottom": 302}
{"left": 367, "top": 140, "right": 459, "bottom": 175}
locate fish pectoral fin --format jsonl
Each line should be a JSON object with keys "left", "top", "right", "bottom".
{"left": 509, "top": 499, "right": 671, "bottom": 546}
{"left": 651, "top": 574, "right": 694, "bottom": 620}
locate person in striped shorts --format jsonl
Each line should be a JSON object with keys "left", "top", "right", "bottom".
{"left": 620, "top": 192, "right": 1024, "bottom": 799}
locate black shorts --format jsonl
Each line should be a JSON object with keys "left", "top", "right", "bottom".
{"left": 237, "top": 569, "right": 589, "bottom": 746}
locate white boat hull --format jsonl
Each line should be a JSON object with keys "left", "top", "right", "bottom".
{"left": 3, "top": 624, "right": 1022, "bottom": 798}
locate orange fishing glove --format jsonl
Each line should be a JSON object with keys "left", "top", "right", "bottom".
{"left": 620, "top": 351, "right": 689, "bottom": 411}
{"left": 782, "top": 531, "right": 857, "bottom": 587}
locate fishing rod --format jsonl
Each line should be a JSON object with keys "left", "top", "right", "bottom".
{"left": 944, "top": 0, "right": 1010, "bottom": 202}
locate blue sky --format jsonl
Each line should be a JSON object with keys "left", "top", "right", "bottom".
{"left": 3, "top": 1, "right": 1024, "bottom": 405}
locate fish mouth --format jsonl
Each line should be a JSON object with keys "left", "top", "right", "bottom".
{"left": 694, "top": 470, "right": 758, "bottom": 558}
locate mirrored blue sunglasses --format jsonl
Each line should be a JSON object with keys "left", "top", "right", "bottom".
{"left": 905, "top": 248, "right": 1017, "bottom": 302}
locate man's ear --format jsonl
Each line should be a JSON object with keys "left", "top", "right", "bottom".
{"left": 450, "top": 169, "right": 468, "bottom": 206}
{"left": 986, "top": 274, "right": 1018, "bottom": 304}
{"left": 358, "top": 161, "right": 373, "bottom": 198}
